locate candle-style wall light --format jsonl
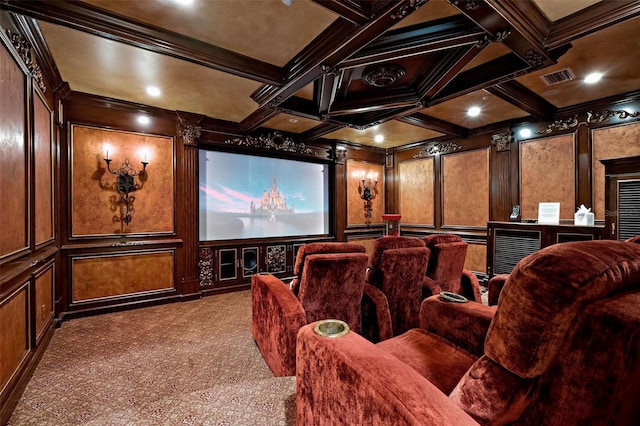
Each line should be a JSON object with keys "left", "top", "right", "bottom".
{"left": 357, "top": 171, "right": 378, "bottom": 219}
{"left": 104, "top": 146, "right": 149, "bottom": 225}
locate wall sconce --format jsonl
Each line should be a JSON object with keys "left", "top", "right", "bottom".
{"left": 357, "top": 172, "right": 378, "bottom": 219}
{"left": 104, "top": 152, "right": 148, "bottom": 225}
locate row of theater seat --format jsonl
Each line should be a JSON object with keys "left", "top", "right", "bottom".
{"left": 251, "top": 234, "right": 477, "bottom": 377}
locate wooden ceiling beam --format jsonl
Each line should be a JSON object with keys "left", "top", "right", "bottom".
{"left": 251, "top": 0, "right": 429, "bottom": 108}
{"left": 397, "top": 113, "right": 468, "bottom": 138}
{"left": 340, "top": 15, "right": 483, "bottom": 68}
{"left": 545, "top": 0, "right": 640, "bottom": 49}
{"left": 239, "top": 109, "right": 281, "bottom": 133}
{"left": 485, "top": 80, "right": 556, "bottom": 121}
{"left": 311, "top": 0, "right": 372, "bottom": 26}
{"left": 329, "top": 88, "right": 419, "bottom": 116}
{"left": 1, "top": 0, "right": 284, "bottom": 85}
{"left": 418, "top": 45, "right": 482, "bottom": 100}
{"left": 301, "top": 122, "right": 344, "bottom": 141}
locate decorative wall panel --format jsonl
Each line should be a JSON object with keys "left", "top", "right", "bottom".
{"left": 399, "top": 157, "right": 434, "bottom": 226}
{"left": 34, "top": 264, "right": 54, "bottom": 341}
{"left": 70, "top": 125, "right": 174, "bottom": 236}
{"left": 0, "top": 43, "right": 28, "bottom": 259}
{"left": 71, "top": 250, "right": 174, "bottom": 302}
{"left": 347, "top": 237, "right": 377, "bottom": 254}
{"left": 592, "top": 122, "right": 640, "bottom": 220}
{"left": 465, "top": 243, "right": 486, "bottom": 274}
{"left": 346, "top": 160, "right": 384, "bottom": 226}
{"left": 520, "top": 134, "right": 575, "bottom": 220}
{"left": 33, "top": 90, "right": 54, "bottom": 245}
{"left": 0, "top": 284, "right": 29, "bottom": 393}
{"left": 443, "top": 149, "right": 489, "bottom": 227}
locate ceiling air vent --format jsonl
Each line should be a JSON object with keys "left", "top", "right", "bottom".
{"left": 540, "top": 68, "right": 576, "bottom": 85}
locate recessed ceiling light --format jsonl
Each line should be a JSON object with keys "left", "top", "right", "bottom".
{"left": 374, "top": 134, "right": 384, "bottom": 143}
{"left": 288, "top": 118, "right": 298, "bottom": 123}
{"left": 173, "top": 0, "right": 194, "bottom": 5}
{"left": 584, "top": 72, "right": 603, "bottom": 84}
{"left": 146, "top": 86, "right": 161, "bottom": 97}
{"left": 137, "top": 116, "right": 150, "bottom": 125}
{"left": 467, "top": 106, "right": 481, "bottom": 117}
{"left": 519, "top": 128, "right": 532, "bottom": 138}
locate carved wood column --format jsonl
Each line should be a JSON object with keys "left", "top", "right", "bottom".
{"left": 176, "top": 123, "right": 201, "bottom": 295}
{"left": 490, "top": 131, "right": 515, "bottom": 222}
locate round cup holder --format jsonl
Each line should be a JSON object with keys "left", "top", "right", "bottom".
{"left": 439, "top": 291, "right": 469, "bottom": 303}
{"left": 313, "top": 319, "right": 350, "bottom": 338}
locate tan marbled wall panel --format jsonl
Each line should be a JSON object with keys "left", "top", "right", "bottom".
{"left": 71, "top": 125, "right": 174, "bottom": 236}
{"left": 0, "top": 44, "right": 28, "bottom": 258}
{"left": 346, "top": 160, "right": 385, "bottom": 226}
{"left": 399, "top": 158, "right": 434, "bottom": 225}
{"left": 592, "top": 122, "right": 640, "bottom": 220}
{"left": 34, "top": 91, "right": 54, "bottom": 245}
{"left": 72, "top": 250, "right": 174, "bottom": 302}
{"left": 520, "top": 134, "right": 575, "bottom": 220}
{"left": 443, "top": 149, "right": 489, "bottom": 227}
{"left": 35, "top": 265, "right": 54, "bottom": 341}
{"left": 0, "top": 285, "right": 29, "bottom": 392}
{"left": 464, "top": 243, "right": 486, "bottom": 274}
{"left": 349, "top": 237, "right": 378, "bottom": 255}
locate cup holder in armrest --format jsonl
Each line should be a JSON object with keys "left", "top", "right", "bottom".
{"left": 314, "top": 319, "right": 350, "bottom": 338}
{"left": 439, "top": 291, "right": 469, "bottom": 303}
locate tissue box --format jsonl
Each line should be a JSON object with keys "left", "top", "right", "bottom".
{"left": 574, "top": 212, "right": 594, "bottom": 226}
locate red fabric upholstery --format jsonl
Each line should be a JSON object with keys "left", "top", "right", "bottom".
{"left": 362, "top": 236, "right": 430, "bottom": 341}
{"left": 487, "top": 274, "right": 509, "bottom": 306}
{"left": 296, "top": 240, "right": 640, "bottom": 425}
{"left": 296, "top": 323, "right": 478, "bottom": 426}
{"left": 252, "top": 244, "right": 368, "bottom": 377}
{"left": 423, "top": 234, "right": 482, "bottom": 302}
{"left": 290, "top": 242, "right": 366, "bottom": 295}
{"left": 626, "top": 235, "right": 640, "bottom": 243}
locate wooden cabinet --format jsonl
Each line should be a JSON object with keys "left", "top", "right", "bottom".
{"left": 198, "top": 239, "right": 321, "bottom": 294}
{"left": 601, "top": 156, "right": 640, "bottom": 241}
{"left": 487, "top": 221, "right": 604, "bottom": 278}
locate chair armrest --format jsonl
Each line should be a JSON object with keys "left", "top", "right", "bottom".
{"left": 420, "top": 295, "right": 496, "bottom": 357}
{"left": 361, "top": 283, "right": 393, "bottom": 342}
{"left": 461, "top": 268, "right": 482, "bottom": 302}
{"left": 488, "top": 274, "right": 509, "bottom": 306}
{"left": 422, "top": 275, "right": 443, "bottom": 298}
{"left": 296, "top": 322, "right": 479, "bottom": 426}
{"left": 252, "top": 274, "right": 307, "bottom": 376}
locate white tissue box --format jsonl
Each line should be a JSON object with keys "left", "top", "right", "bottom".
{"left": 574, "top": 212, "right": 594, "bottom": 226}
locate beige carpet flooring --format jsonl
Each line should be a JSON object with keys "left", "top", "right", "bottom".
{"left": 8, "top": 290, "right": 296, "bottom": 426}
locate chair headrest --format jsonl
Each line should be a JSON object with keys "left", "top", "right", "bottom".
{"left": 293, "top": 242, "right": 366, "bottom": 276}
{"left": 485, "top": 240, "right": 640, "bottom": 378}
{"left": 368, "top": 236, "right": 425, "bottom": 269}
{"left": 423, "top": 234, "right": 463, "bottom": 249}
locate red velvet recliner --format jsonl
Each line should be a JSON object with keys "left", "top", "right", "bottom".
{"left": 361, "top": 236, "right": 430, "bottom": 342}
{"left": 423, "top": 234, "right": 482, "bottom": 302}
{"left": 296, "top": 240, "right": 640, "bottom": 425}
{"left": 251, "top": 242, "right": 368, "bottom": 376}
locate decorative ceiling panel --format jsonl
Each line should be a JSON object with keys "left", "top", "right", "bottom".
{"left": 324, "top": 120, "right": 443, "bottom": 149}
{"left": 532, "top": 0, "right": 602, "bottom": 22}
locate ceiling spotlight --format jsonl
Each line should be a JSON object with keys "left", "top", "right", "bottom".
{"left": 137, "top": 116, "right": 150, "bottom": 125}
{"left": 288, "top": 118, "right": 299, "bottom": 123}
{"left": 467, "top": 106, "right": 481, "bottom": 117}
{"left": 584, "top": 72, "right": 603, "bottom": 84}
{"left": 146, "top": 86, "right": 161, "bottom": 97}
{"left": 519, "top": 128, "right": 532, "bottom": 139}
{"left": 173, "top": 0, "right": 194, "bottom": 5}
{"left": 282, "top": 0, "right": 293, "bottom": 5}
{"left": 374, "top": 134, "right": 384, "bottom": 143}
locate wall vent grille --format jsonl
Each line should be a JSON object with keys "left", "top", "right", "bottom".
{"left": 618, "top": 179, "right": 640, "bottom": 241}
{"left": 494, "top": 230, "right": 541, "bottom": 275}
{"left": 540, "top": 68, "right": 576, "bottom": 85}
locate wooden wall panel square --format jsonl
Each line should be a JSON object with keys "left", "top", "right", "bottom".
{"left": 398, "top": 158, "right": 434, "bottom": 226}
{"left": 0, "top": 285, "right": 29, "bottom": 392}
{"left": 34, "top": 265, "right": 54, "bottom": 341}
{"left": 465, "top": 242, "right": 486, "bottom": 274}
{"left": 592, "top": 122, "right": 640, "bottom": 220}
{"left": 520, "top": 135, "right": 575, "bottom": 220}
{"left": 71, "top": 250, "right": 174, "bottom": 302}
{"left": 0, "top": 43, "right": 28, "bottom": 258}
{"left": 34, "top": 91, "right": 54, "bottom": 245}
{"left": 70, "top": 125, "right": 174, "bottom": 236}
{"left": 443, "top": 148, "right": 489, "bottom": 227}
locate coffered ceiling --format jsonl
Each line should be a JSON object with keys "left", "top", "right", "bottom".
{"left": 3, "top": 0, "right": 639, "bottom": 148}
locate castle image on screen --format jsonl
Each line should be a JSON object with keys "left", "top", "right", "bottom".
{"left": 199, "top": 150, "right": 330, "bottom": 241}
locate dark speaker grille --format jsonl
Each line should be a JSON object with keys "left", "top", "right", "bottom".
{"left": 618, "top": 180, "right": 640, "bottom": 241}
{"left": 494, "top": 230, "right": 541, "bottom": 274}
